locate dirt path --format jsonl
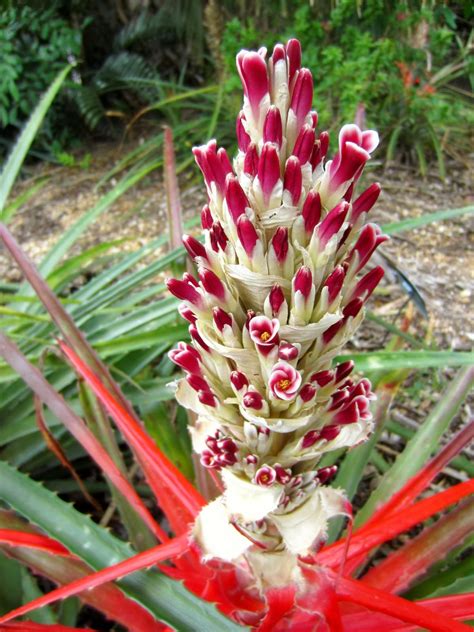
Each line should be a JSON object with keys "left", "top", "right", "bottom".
{"left": 1, "top": 141, "right": 472, "bottom": 348}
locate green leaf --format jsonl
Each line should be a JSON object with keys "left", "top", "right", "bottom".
{"left": 1, "top": 177, "right": 49, "bottom": 224}
{"left": 0, "top": 461, "right": 243, "bottom": 631}
{"left": 0, "top": 66, "right": 72, "bottom": 217}
{"left": 335, "top": 350, "right": 474, "bottom": 372}
{"left": 21, "top": 568, "right": 57, "bottom": 624}
{"left": 0, "top": 554, "right": 22, "bottom": 615}
{"left": 381, "top": 205, "right": 474, "bottom": 235}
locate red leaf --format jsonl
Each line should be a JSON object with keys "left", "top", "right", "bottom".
{"left": 0, "top": 529, "right": 69, "bottom": 556}
{"left": 336, "top": 575, "right": 470, "bottom": 632}
{"left": 319, "top": 479, "right": 474, "bottom": 569}
{"left": 0, "top": 535, "right": 189, "bottom": 625}
{"left": 366, "top": 420, "right": 474, "bottom": 528}
{"left": 0, "top": 624, "right": 93, "bottom": 631}
{"left": 361, "top": 497, "right": 474, "bottom": 593}
{"left": 342, "top": 593, "right": 474, "bottom": 630}
{"left": 59, "top": 341, "right": 205, "bottom": 533}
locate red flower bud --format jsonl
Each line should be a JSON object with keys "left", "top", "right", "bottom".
{"left": 258, "top": 143, "right": 281, "bottom": 204}
{"left": 237, "top": 215, "right": 259, "bottom": 257}
{"left": 263, "top": 105, "right": 283, "bottom": 147}
{"left": 225, "top": 175, "right": 249, "bottom": 224}
{"left": 350, "top": 266, "right": 384, "bottom": 302}
{"left": 186, "top": 374, "right": 211, "bottom": 393}
{"left": 193, "top": 140, "right": 228, "bottom": 194}
{"left": 189, "top": 324, "right": 210, "bottom": 351}
{"left": 168, "top": 346, "right": 201, "bottom": 375}
{"left": 335, "top": 361, "right": 354, "bottom": 383}
{"left": 284, "top": 156, "right": 302, "bottom": 205}
{"left": 290, "top": 68, "right": 313, "bottom": 128}
{"left": 270, "top": 227, "right": 289, "bottom": 264}
{"left": 183, "top": 234, "right": 208, "bottom": 261}
{"left": 286, "top": 39, "right": 302, "bottom": 86}
{"left": 213, "top": 306, "right": 232, "bottom": 332}
{"left": 324, "top": 265, "right": 345, "bottom": 304}
{"left": 271, "top": 43, "right": 286, "bottom": 65}
{"left": 210, "top": 221, "right": 229, "bottom": 252}
{"left": 243, "top": 143, "right": 259, "bottom": 177}
{"left": 230, "top": 370, "right": 249, "bottom": 391}
{"left": 299, "top": 383, "right": 316, "bottom": 402}
{"left": 293, "top": 266, "right": 313, "bottom": 299}
{"left": 316, "top": 465, "right": 337, "bottom": 484}
{"left": 201, "top": 204, "right": 213, "bottom": 230}
{"left": 351, "top": 183, "right": 381, "bottom": 223}
{"left": 167, "top": 278, "right": 202, "bottom": 307}
{"left": 292, "top": 124, "right": 315, "bottom": 164}
{"left": 268, "top": 285, "right": 285, "bottom": 317}
{"left": 318, "top": 201, "right": 349, "bottom": 247}
{"left": 243, "top": 390, "right": 264, "bottom": 410}
{"left": 178, "top": 304, "right": 197, "bottom": 324}
{"left": 236, "top": 50, "right": 270, "bottom": 120}
{"left": 302, "top": 191, "right": 322, "bottom": 234}
{"left": 278, "top": 342, "right": 299, "bottom": 361}
{"left": 310, "top": 370, "right": 334, "bottom": 387}
{"left": 274, "top": 465, "right": 292, "bottom": 484}
{"left": 199, "top": 268, "right": 226, "bottom": 300}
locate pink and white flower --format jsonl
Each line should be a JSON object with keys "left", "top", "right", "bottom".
{"left": 269, "top": 361, "right": 302, "bottom": 400}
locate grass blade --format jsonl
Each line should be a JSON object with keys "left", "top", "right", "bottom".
{"left": 334, "top": 351, "right": 474, "bottom": 372}
{"left": 381, "top": 205, "right": 474, "bottom": 235}
{"left": 0, "top": 66, "right": 72, "bottom": 217}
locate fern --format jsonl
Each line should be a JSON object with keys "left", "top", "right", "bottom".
{"left": 93, "top": 52, "right": 160, "bottom": 102}
{"left": 72, "top": 85, "right": 106, "bottom": 131}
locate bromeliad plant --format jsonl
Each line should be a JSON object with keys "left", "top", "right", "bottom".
{"left": 0, "top": 39, "right": 473, "bottom": 631}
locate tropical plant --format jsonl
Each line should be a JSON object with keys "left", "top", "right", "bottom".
{"left": 0, "top": 39, "right": 473, "bottom": 631}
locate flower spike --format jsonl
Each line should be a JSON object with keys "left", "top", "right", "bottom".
{"left": 168, "top": 38, "right": 384, "bottom": 584}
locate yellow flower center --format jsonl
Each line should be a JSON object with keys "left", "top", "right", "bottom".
{"left": 260, "top": 331, "right": 271, "bottom": 341}
{"left": 278, "top": 379, "right": 291, "bottom": 390}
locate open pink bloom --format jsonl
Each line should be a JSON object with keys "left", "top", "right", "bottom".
{"left": 248, "top": 315, "right": 280, "bottom": 354}
{"left": 269, "top": 361, "right": 302, "bottom": 400}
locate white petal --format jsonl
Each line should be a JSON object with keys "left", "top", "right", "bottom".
{"left": 271, "top": 487, "right": 348, "bottom": 554}
{"left": 193, "top": 498, "right": 251, "bottom": 561}
{"left": 222, "top": 469, "right": 283, "bottom": 521}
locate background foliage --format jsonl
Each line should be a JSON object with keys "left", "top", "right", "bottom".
{"left": 1, "top": 0, "right": 472, "bottom": 172}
